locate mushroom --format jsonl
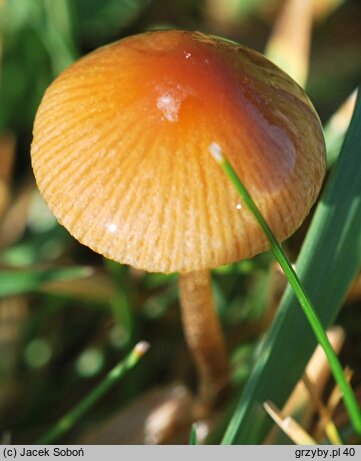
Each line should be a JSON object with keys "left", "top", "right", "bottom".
{"left": 30, "top": 30, "right": 326, "bottom": 404}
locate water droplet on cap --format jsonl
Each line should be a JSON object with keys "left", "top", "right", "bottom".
{"left": 108, "top": 223, "right": 117, "bottom": 233}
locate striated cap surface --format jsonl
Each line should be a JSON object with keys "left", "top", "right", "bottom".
{"left": 31, "top": 30, "right": 326, "bottom": 273}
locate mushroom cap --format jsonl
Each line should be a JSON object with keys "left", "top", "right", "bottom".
{"left": 31, "top": 30, "right": 326, "bottom": 274}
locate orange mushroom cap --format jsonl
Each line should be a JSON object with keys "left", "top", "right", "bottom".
{"left": 31, "top": 30, "right": 326, "bottom": 273}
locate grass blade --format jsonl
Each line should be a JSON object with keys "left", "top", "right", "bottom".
{"left": 0, "top": 266, "right": 93, "bottom": 297}
{"left": 324, "top": 90, "right": 357, "bottom": 167}
{"left": 218, "top": 87, "right": 361, "bottom": 443}
{"left": 189, "top": 423, "right": 199, "bottom": 445}
{"left": 263, "top": 401, "right": 317, "bottom": 445}
{"left": 210, "top": 140, "right": 361, "bottom": 438}
{"left": 265, "top": 0, "right": 313, "bottom": 86}
{"left": 38, "top": 341, "right": 150, "bottom": 444}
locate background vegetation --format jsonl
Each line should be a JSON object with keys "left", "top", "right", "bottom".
{"left": 0, "top": 0, "right": 360, "bottom": 444}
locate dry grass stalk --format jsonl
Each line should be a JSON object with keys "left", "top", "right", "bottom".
{"left": 264, "top": 326, "right": 345, "bottom": 443}
{"left": 264, "top": 400, "right": 317, "bottom": 445}
{"left": 302, "top": 373, "right": 342, "bottom": 444}
{"left": 265, "top": 0, "right": 314, "bottom": 86}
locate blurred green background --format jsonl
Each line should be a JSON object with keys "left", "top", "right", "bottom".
{"left": 0, "top": 0, "right": 360, "bottom": 444}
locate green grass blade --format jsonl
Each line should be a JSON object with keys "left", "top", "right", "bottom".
{"left": 189, "top": 424, "right": 199, "bottom": 445}
{"left": 221, "top": 88, "right": 361, "bottom": 444}
{"left": 210, "top": 138, "right": 361, "bottom": 437}
{"left": 38, "top": 341, "right": 150, "bottom": 444}
{"left": 0, "top": 266, "right": 92, "bottom": 297}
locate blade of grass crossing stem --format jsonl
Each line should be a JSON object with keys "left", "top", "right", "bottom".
{"left": 209, "top": 142, "right": 361, "bottom": 438}
{"left": 38, "top": 342, "right": 150, "bottom": 444}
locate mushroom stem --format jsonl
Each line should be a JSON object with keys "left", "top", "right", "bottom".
{"left": 178, "top": 270, "right": 229, "bottom": 404}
